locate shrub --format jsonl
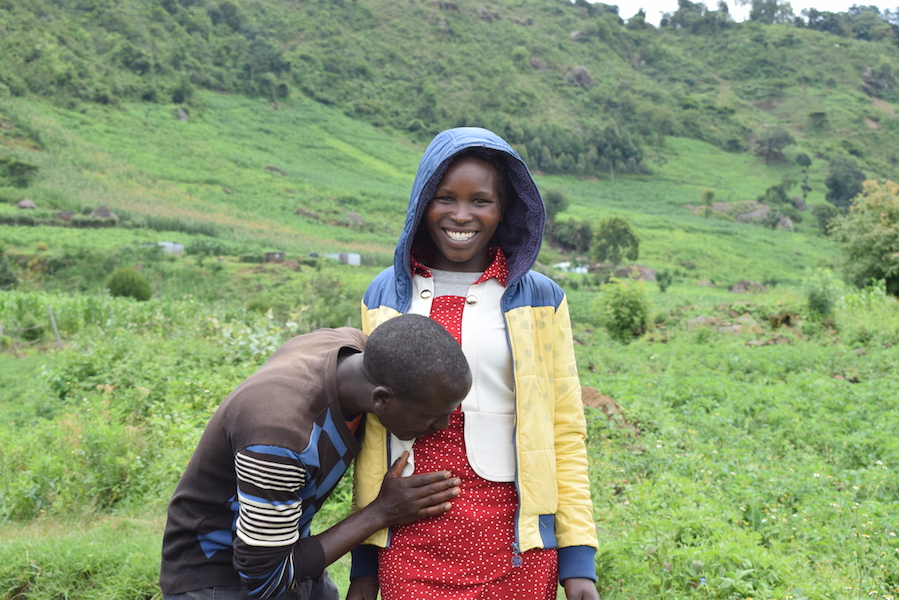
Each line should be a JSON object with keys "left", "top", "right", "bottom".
{"left": 20, "top": 313, "right": 44, "bottom": 342}
{"left": 106, "top": 267, "right": 152, "bottom": 301}
{"left": 247, "top": 298, "right": 270, "bottom": 314}
{"left": 594, "top": 276, "right": 650, "bottom": 343}
{"left": 835, "top": 279, "right": 899, "bottom": 346}
{"left": 0, "top": 157, "right": 39, "bottom": 187}
{"left": 657, "top": 268, "right": 673, "bottom": 293}
{"left": 186, "top": 238, "right": 230, "bottom": 257}
{"left": 802, "top": 267, "right": 845, "bottom": 317}
{"left": 811, "top": 203, "right": 839, "bottom": 233}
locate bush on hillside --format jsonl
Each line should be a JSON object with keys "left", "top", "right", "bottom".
{"left": 107, "top": 267, "right": 152, "bottom": 301}
{"left": 802, "top": 267, "right": 845, "bottom": 317}
{"left": 657, "top": 268, "right": 674, "bottom": 293}
{"left": 186, "top": 238, "right": 230, "bottom": 257}
{"left": 830, "top": 179, "right": 899, "bottom": 296}
{"left": 593, "top": 217, "right": 640, "bottom": 267}
{"left": 594, "top": 276, "right": 649, "bottom": 344}
{"left": 543, "top": 189, "right": 569, "bottom": 223}
{"left": 825, "top": 157, "right": 865, "bottom": 210}
{"left": 811, "top": 204, "right": 839, "bottom": 233}
{"left": 0, "top": 157, "right": 39, "bottom": 187}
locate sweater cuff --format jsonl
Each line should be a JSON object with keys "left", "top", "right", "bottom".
{"left": 558, "top": 545, "right": 597, "bottom": 582}
{"left": 350, "top": 545, "right": 379, "bottom": 579}
{"left": 294, "top": 536, "right": 327, "bottom": 581}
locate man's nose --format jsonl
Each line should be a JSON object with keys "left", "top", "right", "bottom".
{"left": 433, "top": 414, "right": 452, "bottom": 431}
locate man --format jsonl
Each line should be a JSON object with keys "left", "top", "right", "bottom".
{"left": 160, "top": 314, "right": 472, "bottom": 599}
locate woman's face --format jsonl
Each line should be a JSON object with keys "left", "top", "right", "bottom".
{"left": 423, "top": 156, "right": 502, "bottom": 272}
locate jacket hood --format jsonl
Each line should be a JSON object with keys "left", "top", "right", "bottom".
{"left": 395, "top": 127, "right": 546, "bottom": 287}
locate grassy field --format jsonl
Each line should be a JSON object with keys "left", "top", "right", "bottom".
{"left": 0, "top": 91, "right": 895, "bottom": 600}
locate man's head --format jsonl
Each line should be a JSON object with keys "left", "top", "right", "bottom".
{"left": 362, "top": 314, "right": 471, "bottom": 440}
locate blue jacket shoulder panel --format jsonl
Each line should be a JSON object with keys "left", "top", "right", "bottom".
{"left": 504, "top": 271, "right": 566, "bottom": 312}
{"left": 362, "top": 267, "right": 406, "bottom": 313}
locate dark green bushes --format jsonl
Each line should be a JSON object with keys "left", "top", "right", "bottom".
{"left": 0, "top": 157, "right": 39, "bottom": 187}
{"left": 106, "top": 267, "right": 152, "bottom": 301}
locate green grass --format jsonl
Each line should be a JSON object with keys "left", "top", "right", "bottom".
{"left": 0, "top": 516, "right": 165, "bottom": 600}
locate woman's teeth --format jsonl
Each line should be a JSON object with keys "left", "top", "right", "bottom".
{"left": 446, "top": 230, "right": 475, "bottom": 241}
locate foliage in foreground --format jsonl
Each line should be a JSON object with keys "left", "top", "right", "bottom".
{"left": 1, "top": 283, "right": 897, "bottom": 599}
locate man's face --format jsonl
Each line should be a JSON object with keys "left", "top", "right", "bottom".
{"left": 376, "top": 375, "right": 469, "bottom": 441}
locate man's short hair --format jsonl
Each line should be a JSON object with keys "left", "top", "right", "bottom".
{"left": 362, "top": 314, "right": 470, "bottom": 403}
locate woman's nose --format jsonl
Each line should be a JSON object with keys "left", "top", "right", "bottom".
{"left": 450, "top": 202, "right": 472, "bottom": 222}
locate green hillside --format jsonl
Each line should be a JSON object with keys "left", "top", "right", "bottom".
{"left": 2, "top": 0, "right": 898, "bottom": 180}
{"left": 0, "top": 91, "right": 839, "bottom": 297}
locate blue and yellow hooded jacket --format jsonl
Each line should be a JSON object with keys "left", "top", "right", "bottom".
{"left": 352, "top": 127, "right": 598, "bottom": 582}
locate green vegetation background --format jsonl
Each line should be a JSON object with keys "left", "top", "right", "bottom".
{"left": 1, "top": 0, "right": 899, "bottom": 599}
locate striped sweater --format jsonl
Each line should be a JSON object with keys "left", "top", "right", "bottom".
{"left": 160, "top": 328, "right": 366, "bottom": 597}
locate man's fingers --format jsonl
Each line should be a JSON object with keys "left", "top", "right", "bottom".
{"left": 386, "top": 451, "right": 410, "bottom": 477}
{"left": 405, "top": 469, "right": 457, "bottom": 487}
{"left": 419, "top": 501, "right": 454, "bottom": 517}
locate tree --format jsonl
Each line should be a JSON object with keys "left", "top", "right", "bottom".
{"left": 825, "top": 156, "right": 865, "bottom": 210}
{"left": 749, "top": 0, "right": 795, "bottom": 23}
{"left": 755, "top": 128, "right": 794, "bottom": 164}
{"left": 552, "top": 219, "right": 593, "bottom": 254}
{"left": 830, "top": 180, "right": 899, "bottom": 296}
{"left": 593, "top": 217, "right": 639, "bottom": 266}
{"left": 543, "top": 189, "right": 569, "bottom": 224}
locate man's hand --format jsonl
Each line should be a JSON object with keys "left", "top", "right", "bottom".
{"left": 367, "top": 451, "right": 461, "bottom": 528}
{"left": 317, "top": 452, "right": 460, "bottom": 566}
{"left": 346, "top": 576, "right": 379, "bottom": 600}
{"left": 563, "top": 577, "right": 600, "bottom": 600}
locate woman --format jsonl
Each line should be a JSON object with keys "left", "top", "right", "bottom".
{"left": 348, "top": 127, "right": 598, "bottom": 600}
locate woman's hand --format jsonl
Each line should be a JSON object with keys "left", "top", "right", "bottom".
{"left": 563, "top": 577, "right": 600, "bottom": 600}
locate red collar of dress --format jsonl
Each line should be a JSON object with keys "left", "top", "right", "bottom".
{"left": 410, "top": 246, "right": 509, "bottom": 287}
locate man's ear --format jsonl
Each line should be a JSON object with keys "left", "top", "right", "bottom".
{"left": 371, "top": 385, "right": 395, "bottom": 412}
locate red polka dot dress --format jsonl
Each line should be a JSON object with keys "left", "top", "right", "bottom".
{"left": 378, "top": 248, "right": 558, "bottom": 600}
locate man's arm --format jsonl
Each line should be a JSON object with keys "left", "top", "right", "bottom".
{"left": 234, "top": 450, "right": 458, "bottom": 598}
